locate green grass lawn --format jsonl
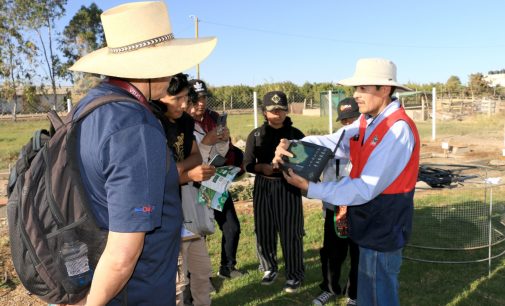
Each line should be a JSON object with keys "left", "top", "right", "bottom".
{"left": 206, "top": 201, "right": 505, "bottom": 306}
{"left": 0, "top": 119, "right": 51, "bottom": 170}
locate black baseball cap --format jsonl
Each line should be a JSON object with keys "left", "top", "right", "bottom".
{"left": 188, "top": 79, "right": 208, "bottom": 102}
{"left": 336, "top": 97, "right": 360, "bottom": 121}
{"left": 263, "top": 91, "right": 288, "bottom": 111}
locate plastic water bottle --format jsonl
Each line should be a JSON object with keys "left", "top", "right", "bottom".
{"left": 60, "top": 239, "right": 92, "bottom": 288}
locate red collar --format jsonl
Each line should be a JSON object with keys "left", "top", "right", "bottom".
{"left": 105, "top": 77, "right": 151, "bottom": 110}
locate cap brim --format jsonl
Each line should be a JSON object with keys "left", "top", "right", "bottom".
{"left": 265, "top": 105, "right": 288, "bottom": 111}
{"left": 70, "top": 37, "right": 217, "bottom": 79}
{"left": 338, "top": 76, "right": 412, "bottom": 92}
{"left": 337, "top": 113, "right": 360, "bottom": 121}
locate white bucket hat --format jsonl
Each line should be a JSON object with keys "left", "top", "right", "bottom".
{"left": 70, "top": 1, "right": 217, "bottom": 79}
{"left": 338, "top": 58, "right": 412, "bottom": 92}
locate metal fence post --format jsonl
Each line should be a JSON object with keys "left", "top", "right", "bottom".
{"left": 253, "top": 91, "right": 258, "bottom": 129}
{"left": 432, "top": 87, "right": 437, "bottom": 141}
{"left": 328, "top": 90, "right": 333, "bottom": 133}
{"left": 488, "top": 186, "right": 493, "bottom": 277}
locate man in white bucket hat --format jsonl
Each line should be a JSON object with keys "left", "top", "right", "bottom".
{"left": 67, "top": 1, "right": 216, "bottom": 305}
{"left": 273, "top": 58, "right": 420, "bottom": 306}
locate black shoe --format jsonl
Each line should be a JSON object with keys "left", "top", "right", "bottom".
{"left": 218, "top": 266, "right": 245, "bottom": 279}
{"left": 283, "top": 279, "right": 302, "bottom": 293}
{"left": 261, "top": 270, "right": 278, "bottom": 285}
{"left": 312, "top": 291, "right": 336, "bottom": 305}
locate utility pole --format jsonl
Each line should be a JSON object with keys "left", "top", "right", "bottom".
{"left": 190, "top": 15, "right": 200, "bottom": 79}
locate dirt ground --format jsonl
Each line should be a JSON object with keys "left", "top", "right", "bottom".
{"left": 0, "top": 133, "right": 504, "bottom": 305}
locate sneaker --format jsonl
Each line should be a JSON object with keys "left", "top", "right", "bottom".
{"left": 283, "top": 279, "right": 301, "bottom": 293}
{"left": 218, "top": 266, "right": 244, "bottom": 279}
{"left": 312, "top": 291, "right": 335, "bottom": 305}
{"left": 261, "top": 270, "right": 278, "bottom": 285}
{"left": 346, "top": 298, "right": 357, "bottom": 306}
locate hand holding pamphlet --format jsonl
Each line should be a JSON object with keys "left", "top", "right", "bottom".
{"left": 198, "top": 165, "right": 241, "bottom": 211}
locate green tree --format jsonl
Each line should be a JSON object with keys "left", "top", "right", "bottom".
{"left": 210, "top": 84, "right": 254, "bottom": 110}
{"left": 14, "top": 0, "right": 67, "bottom": 109}
{"left": 445, "top": 75, "right": 462, "bottom": 96}
{"left": 255, "top": 81, "right": 302, "bottom": 103}
{"left": 22, "top": 83, "right": 40, "bottom": 113}
{"left": 0, "top": 0, "right": 37, "bottom": 119}
{"left": 468, "top": 73, "right": 491, "bottom": 97}
{"left": 59, "top": 3, "right": 104, "bottom": 82}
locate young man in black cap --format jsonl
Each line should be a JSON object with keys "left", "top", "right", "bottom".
{"left": 313, "top": 97, "right": 360, "bottom": 306}
{"left": 187, "top": 79, "right": 244, "bottom": 280}
{"left": 244, "top": 91, "right": 306, "bottom": 293}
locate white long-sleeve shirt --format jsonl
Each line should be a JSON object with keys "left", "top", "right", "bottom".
{"left": 305, "top": 100, "right": 415, "bottom": 207}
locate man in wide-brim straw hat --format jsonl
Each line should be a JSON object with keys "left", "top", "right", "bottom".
{"left": 68, "top": 1, "right": 216, "bottom": 305}
{"left": 273, "top": 58, "right": 420, "bottom": 306}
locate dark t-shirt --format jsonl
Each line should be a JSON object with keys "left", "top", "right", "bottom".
{"left": 150, "top": 100, "right": 195, "bottom": 160}
{"left": 244, "top": 117, "right": 305, "bottom": 177}
{"left": 75, "top": 82, "right": 182, "bottom": 305}
{"left": 171, "top": 112, "right": 195, "bottom": 161}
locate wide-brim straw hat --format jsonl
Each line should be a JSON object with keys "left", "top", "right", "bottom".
{"left": 338, "top": 58, "right": 412, "bottom": 92}
{"left": 70, "top": 1, "right": 217, "bottom": 79}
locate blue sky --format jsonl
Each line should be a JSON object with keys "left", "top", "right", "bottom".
{"left": 60, "top": 0, "right": 505, "bottom": 87}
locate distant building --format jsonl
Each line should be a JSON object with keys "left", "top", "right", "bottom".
{"left": 0, "top": 85, "right": 73, "bottom": 114}
{"left": 485, "top": 73, "right": 505, "bottom": 87}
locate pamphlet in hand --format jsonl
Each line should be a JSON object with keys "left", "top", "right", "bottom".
{"left": 198, "top": 165, "right": 241, "bottom": 211}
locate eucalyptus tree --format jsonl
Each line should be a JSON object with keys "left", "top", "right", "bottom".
{"left": 0, "top": 0, "right": 37, "bottom": 119}
{"left": 59, "top": 3, "right": 104, "bottom": 82}
{"left": 445, "top": 75, "right": 462, "bottom": 97}
{"left": 14, "top": 0, "right": 67, "bottom": 109}
{"left": 468, "top": 73, "right": 491, "bottom": 98}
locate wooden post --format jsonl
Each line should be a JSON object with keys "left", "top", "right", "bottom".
{"left": 503, "top": 123, "right": 505, "bottom": 156}
{"left": 421, "top": 96, "right": 426, "bottom": 121}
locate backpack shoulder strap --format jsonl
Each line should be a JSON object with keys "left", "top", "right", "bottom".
{"left": 73, "top": 94, "right": 142, "bottom": 123}
{"left": 47, "top": 110, "right": 64, "bottom": 130}
{"left": 45, "top": 95, "right": 144, "bottom": 129}
{"left": 32, "top": 129, "right": 50, "bottom": 151}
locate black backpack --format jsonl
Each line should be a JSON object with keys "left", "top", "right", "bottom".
{"left": 7, "top": 94, "right": 138, "bottom": 304}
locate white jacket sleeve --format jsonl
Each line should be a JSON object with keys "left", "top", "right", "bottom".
{"left": 194, "top": 124, "right": 230, "bottom": 163}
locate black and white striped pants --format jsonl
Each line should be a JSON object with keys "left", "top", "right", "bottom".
{"left": 253, "top": 175, "right": 305, "bottom": 281}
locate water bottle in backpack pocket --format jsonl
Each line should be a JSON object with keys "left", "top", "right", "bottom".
{"left": 58, "top": 232, "right": 93, "bottom": 292}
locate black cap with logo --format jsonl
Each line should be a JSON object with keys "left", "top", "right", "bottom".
{"left": 336, "top": 97, "right": 360, "bottom": 121}
{"left": 263, "top": 91, "right": 288, "bottom": 112}
{"left": 188, "top": 79, "right": 209, "bottom": 102}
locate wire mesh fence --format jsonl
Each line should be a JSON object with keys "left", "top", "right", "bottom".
{"left": 0, "top": 94, "right": 70, "bottom": 115}
{"left": 405, "top": 164, "right": 505, "bottom": 274}
{"left": 205, "top": 91, "right": 333, "bottom": 115}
